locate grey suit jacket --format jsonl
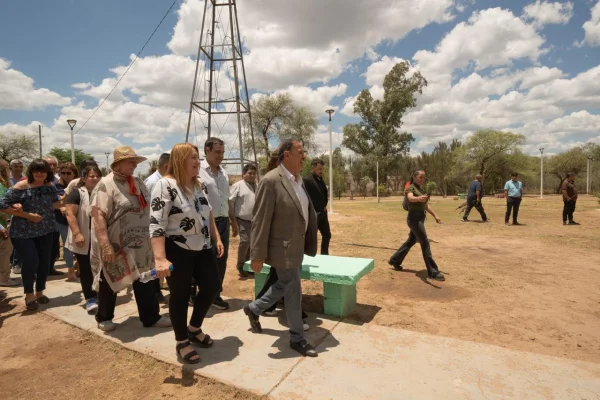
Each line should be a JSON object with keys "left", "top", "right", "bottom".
{"left": 250, "top": 165, "right": 318, "bottom": 269}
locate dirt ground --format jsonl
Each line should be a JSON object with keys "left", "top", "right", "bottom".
{"left": 0, "top": 303, "right": 261, "bottom": 400}
{"left": 1, "top": 195, "right": 598, "bottom": 399}
{"left": 225, "top": 195, "right": 600, "bottom": 364}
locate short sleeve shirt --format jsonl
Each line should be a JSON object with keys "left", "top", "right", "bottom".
{"left": 148, "top": 177, "right": 212, "bottom": 251}
{"left": 405, "top": 183, "right": 427, "bottom": 212}
{"left": 0, "top": 184, "right": 60, "bottom": 239}
{"left": 467, "top": 180, "right": 482, "bottom": 198}
{"left": 229, "top": 179, "right": 256, "bottom": 221}
{"left": 504, "top": 180, "right": 522, "bottom": 197}
{"left": 561, "top": 179, "right": 578, "bottom": 200}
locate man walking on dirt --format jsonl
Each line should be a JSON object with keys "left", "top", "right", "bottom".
{"left": 561, "top": 173, "right": 580, "bottom": 225}
{"left": 504, "top": 172, "right": 523, "bottom": 226}
{"left": 462, "top": 174, "right": 488, "bottom": 222}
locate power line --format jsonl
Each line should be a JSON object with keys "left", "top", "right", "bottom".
{"left": 62, "top": 0, "right": 179, "bottom": 144}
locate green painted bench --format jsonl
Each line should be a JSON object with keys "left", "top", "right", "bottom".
{"left": 243, "top": 254, "right": 374, "bottom": 317}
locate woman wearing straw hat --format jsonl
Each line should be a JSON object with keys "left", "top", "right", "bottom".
{"left": 90, "top": 146, "right": 171, "bottom": 332}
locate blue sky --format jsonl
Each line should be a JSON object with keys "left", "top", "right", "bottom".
{"left": 1, "top": 0, "right": 599, "bottom": 172}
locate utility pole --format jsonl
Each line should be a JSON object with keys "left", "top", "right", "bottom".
{"left": 376, "top": 160, "right": 380, "bottom": 203}
{"left": 588, "top": 155, "right": 594, "bottom": 194}
{"left": 38, "top": 125, "right": 42, "bottom": 158}
{"left": 105, "top": 152, "right": 110, "bottom": 171}
{"left": 539, "top": 148, "right": 544, "bottom": 198}
{"left": 326, "top": 109, "right": 335, "bottom": 213}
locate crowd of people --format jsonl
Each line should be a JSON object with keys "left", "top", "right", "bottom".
{"left": 0, "top": 137, "right": 583, "bottom": 362}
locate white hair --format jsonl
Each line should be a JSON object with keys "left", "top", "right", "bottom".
{"left": 44, "top": 155, "right": 59, "bottom": 164}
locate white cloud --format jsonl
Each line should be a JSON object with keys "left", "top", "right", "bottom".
{"left": 278, "top": 84, "right": 347, "bottom": 115}
{"left": 522, "top": 1, "right": 574, "bottom": 27}
{"left": 581, "top": 0, "right": 600, "bottom": 47}
{"left": 0, "top": 59, "right": 71, "bottom": 110}
{"left": 167, "top": 0, "right": 455, "bottom": 91}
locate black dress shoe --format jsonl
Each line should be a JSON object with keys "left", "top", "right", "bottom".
{"left": 388, "top": 260, "right": 403, "bottom": 271}
{"left": 243, "top": 305, "right": 262, "bottom": 333}
{"left": 290, "top": 339, "right": 317, "bottom": 357}
{"left": 49, "top": 269, "right": 65, "bottom": 276}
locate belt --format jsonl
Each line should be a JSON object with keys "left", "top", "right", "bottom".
{"left": 214, "top": 216, "right": 228, "bottom": 222}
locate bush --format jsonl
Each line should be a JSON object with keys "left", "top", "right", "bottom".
{"left": 424, "top": 181, "right": 437, "bottom": 195}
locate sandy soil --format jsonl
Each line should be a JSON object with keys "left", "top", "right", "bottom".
{"left": 0, "top": 302, "right": 261, "bottom": 400}
{"left": 225, "top": 195, "right": 600, "bottom": 363}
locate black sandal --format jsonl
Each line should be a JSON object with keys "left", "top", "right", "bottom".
{"left": 176, "top": 341, "right": 200, "bottom": 364}
{"left": 26, "top": 299, "right": 39, "bottom": 311}
{"left": 188, "top": 327, "right": 213, "bottom": 348}
{"left": 37, "top": 295, "right": 50, "bottom": 304}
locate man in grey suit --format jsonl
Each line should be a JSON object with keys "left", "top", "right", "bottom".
{"left": 243, "top": 139, "right": 319, "bottom": 357}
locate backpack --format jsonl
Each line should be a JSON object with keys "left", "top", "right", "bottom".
{"left": 402, "top": 194, "right": 409, "bottom": 211}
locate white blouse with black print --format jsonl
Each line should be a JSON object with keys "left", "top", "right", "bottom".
{"left": 149, "top": 177, "right": 212, "bottom": 251}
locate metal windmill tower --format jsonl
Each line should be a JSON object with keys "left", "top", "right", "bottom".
{"left": 185, "top": 0, "right": 257, "bottom": 174}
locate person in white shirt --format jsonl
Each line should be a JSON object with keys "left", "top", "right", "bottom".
{"left": 229, "top": 164, "right": 257, "bottom": 277}
{"left": 144, "top": 153, "right": 170, "bottom": 195}
{"left": 198, "top": 137, "right": 238, "bottom": 310}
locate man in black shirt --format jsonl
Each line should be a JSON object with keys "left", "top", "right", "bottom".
{"left": 303, "top": 158, "right": 331, "bottom": 255}
{"left": 462, "top": 174, "right": 488, "bottom": 222}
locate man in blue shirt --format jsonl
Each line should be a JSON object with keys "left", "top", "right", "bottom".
{"left": 462, "top": 174, "right": 488, "bottom": 222}
{"left": 504, "top": 172, "right": 523, "bottom": 225}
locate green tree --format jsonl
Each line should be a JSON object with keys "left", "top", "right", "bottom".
{"left": 243, "top": 93, "right": 318, "bottom": 159}
{"left": 342, "top": 61, "right": 427, "bottom": 181}
{"left": 547, "top": 147, "right": 588, "bottom": 193}
{"left": 48, "top": 147, "right": 94, "bottom": 168}
{"left": 0, "top": 132, "right": 38, "bottom": 162}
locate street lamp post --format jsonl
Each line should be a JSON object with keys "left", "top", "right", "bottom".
{"left": 539, "top": 148, "right": 544, "bottom": 198}
{"left": 105, "top": 152, "right": 110, "bottom": 172}
{"left": 325, "top": 109, "right": 335, "bottom": 214}
{"left": 588, "top": 155, "right": 594, "bottom": 194}
{"left": 67, "top": 119, "right": 77, "bottom": 163}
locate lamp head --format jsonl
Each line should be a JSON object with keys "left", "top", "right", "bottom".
{"left": 325, "top": 109, "right": 335, "bottom": 121}
{"left": 67, "top": 119, "right": 77, "bottom": 129}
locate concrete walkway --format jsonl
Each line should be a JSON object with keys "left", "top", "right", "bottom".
{"left": 3, "top": 274, "right": 600, "bottom": 400}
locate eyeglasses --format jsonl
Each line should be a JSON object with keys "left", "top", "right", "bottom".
{"left": 61, "top": 171, "right": 73, "bottom": 176}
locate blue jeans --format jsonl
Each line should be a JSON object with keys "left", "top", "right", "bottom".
{"left": 215, "top": 218, "right": 230, "bottom": 295}
{"left": 56, "top": 223, "right": 74, "bottom": 268}
{"left": 11, "top": 233, "right": 54, "bottom": 294}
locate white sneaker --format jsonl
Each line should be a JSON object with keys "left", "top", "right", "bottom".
{"left": 0, "top": 278, "right": 19, "bottom": 287}
{"left": 11, "top": 265, "right": 21, "bottom": 274}
{"left": 152, "top": 316, "right": 172, "bottom": 328}
{"left": 98, "top": 320, "right": 117, "bottom": 332}
{"left": 85, "top": 299, "right": 98, "bottom": 315}
{"left": 263, "top": 309, "right": 278, "bottom": 317}
{"left": 303, "top": 322, "right": 310, "bottom": 331}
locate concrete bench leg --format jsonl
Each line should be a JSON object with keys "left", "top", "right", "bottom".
{"left": 254, "top": 273, "right": 268, "bottom": 299}
{"left": 323, "top": 283, "right": 356, "bottom": 317}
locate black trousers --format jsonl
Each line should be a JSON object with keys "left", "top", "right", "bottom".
{"left": 95, "top": 270, "right": 161, "bottom": 327}
{"left": 505, "top": 197, "right": 522, "bottom": 223}
{"left": 463, "top": 197, "right": 487, "bottom": 221}
{"left": 258, "top": 267, "right": 308, "bottom": 319}
{"left": 166, "top": 239, "right": 220, "bottom": 341}
{"left": 389, "top": 211, "right": 440, "bottom": 278}
{"left": 50, "top": 230, "right": 60, "bottom": 269}
{"left": 563, "top": 199, "right": 576, "bottom": 222}
{"left": 317, "top": 212, "right": 332, "bottom": 255}
{"left": 74, "top": 252, "right": 96, "bottom": 300}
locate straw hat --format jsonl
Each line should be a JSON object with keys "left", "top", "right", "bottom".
{"left": 111, "top": 146, "right": 147, "bottom": 169}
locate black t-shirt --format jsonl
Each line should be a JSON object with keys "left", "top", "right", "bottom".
{"left": 54, "top": 182, "right": 68, "bottom": 225}
{"left": 66, "top": 188, "right": 82, "bottom": 205}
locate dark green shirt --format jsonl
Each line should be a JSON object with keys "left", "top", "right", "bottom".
{"left": 405, "top": 183, "right": 427, "bottom": 211}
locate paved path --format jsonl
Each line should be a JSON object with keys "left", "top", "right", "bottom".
{"left": 3, "top": 274, "right": 600, "bottom": 399}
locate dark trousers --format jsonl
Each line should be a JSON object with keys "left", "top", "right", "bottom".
{"left": 50, "top": 230, "right": 60, "bottom": 269}
{"left": 505, "top": 197, "right": 522, "bottom": 223}
{"left": 95, "top": 270, "right": 161, "bottom": 327}
{"left": 215, "top": 218, "right": 230, "bottom": 296}
{"left": 463, "top": 197, "right": 487, "bottom": 221}
{"left": 389, "top": 211, "right": 440, "bottom": 278}
{"left": 11, "top": 233, "right": 53, "bottom": 294}
{"left": 74, "top": 252, "right": 96, "bottom": 300}
{"left": 317, "top": 212, "right": 332, "bottom": 255}
{"left": 236, "top": 218, "right": 251, "bottom": 269}
{"left": 10, "top": 248, "right": 21, "bottom": 267}
{"left": 258, "top": 267, "right": 308, "bottom": 319}
{"left": 563, "top": 199, "right": 576, "bottom": 222}
{"left": 166, "top": 239, "right": 220, "bottom": 341}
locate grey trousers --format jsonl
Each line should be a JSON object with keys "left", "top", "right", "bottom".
{"left": 236, "top": 218, "right": 251, "bottom": 269}
{"left": 248, "top": 266, "right": 304, "bottom": 343}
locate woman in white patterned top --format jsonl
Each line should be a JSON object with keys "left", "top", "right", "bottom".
{"left": 150, "top": 142, "right": 223, "bottom": 364}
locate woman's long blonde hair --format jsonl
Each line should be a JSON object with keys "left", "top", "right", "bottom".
{"left": 167, "top": 143, "right": 201, "bottom": 195}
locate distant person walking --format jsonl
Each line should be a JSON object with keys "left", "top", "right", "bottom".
{"left": 462, "top": 174, "right": 488, "bottom": 222}
{"left": 561, "top": 173, "right": 579, "bottom": 225}
{"left": 229, "top": 164, "right": 257, "bottom": 277}
{"left": 504, "top": 172, "right": 523, "bottom": 226}
{"left": 303, "top": 158, "right": 331, "bottom": 255}
{"left": 388, "top": 170, "right": 445, "bottom": 281}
